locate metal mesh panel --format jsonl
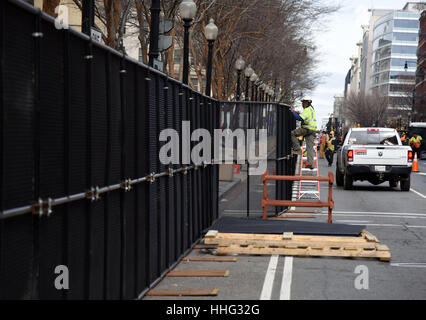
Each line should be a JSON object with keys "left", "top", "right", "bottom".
{"left": 104, "top": 53, "right": 122, "bottom": 299}
{"left": 38, "top": 19, "right": 66, "bottom": 300}
{"left": 146, "top": 70, "right": 158, "bottom": 284}
{"left": 66, "top": 34, "right": 89, "bottom": 300}
{"left": 122, "top": 61, "right": 136, "bottom": 299}
{"left": 134, "top": 66, "right": 149, "bottom": 294}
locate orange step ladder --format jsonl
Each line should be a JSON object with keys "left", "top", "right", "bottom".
{"left": 298, "top": 137, "right": 320, "bottom": 200}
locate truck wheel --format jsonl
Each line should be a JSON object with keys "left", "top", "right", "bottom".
{"left": 389, "top": 180, "right": 398, "bottom": 188}
{"left": 344, "top": 171, "right": 353, "bottom": 190}
{"left": 400, "top": 176, "right": 410, "bottom": 191}
{"left": 336, "top": 166, "right": 344, "bottom": 186}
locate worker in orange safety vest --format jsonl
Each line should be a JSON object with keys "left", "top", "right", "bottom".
{"left": 409, "top": 133, "right": 423, "bottom": 157}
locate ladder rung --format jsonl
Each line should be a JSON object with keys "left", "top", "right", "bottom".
{"left": 300, "top": 191, "right": 319, "bottom": 194}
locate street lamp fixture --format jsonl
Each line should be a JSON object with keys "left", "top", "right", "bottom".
{"left": 204, "top": 18, "right": 218, "bottom": 96}
{"left": 244, "top": 65, "right": 254, "bottom": 101}
{"left": 234, "top": 56, "right": 245, "bottom": 100}
{"left": 179, "top": 0, "right": 197, "bottom": 85}
{"left": 250, "top": 72, "right": 258, "bottom": 101}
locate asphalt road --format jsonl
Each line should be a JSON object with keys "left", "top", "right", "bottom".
{"left": 144, "top": 157, "right": 426, "bottom": 300}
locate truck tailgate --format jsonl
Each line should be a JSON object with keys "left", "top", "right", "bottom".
{"left": 351, "top": 145, "right": 408, "bottom": 165}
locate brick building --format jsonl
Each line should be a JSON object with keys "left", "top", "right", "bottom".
{"left": 415, "top": 10, "right": 426, "bottom": 121}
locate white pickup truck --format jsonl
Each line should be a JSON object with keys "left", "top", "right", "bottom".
{"left": 336, "top": 128, "right": 413, "bottom": 191}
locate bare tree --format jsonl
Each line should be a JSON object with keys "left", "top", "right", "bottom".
{"left": 344, "top": 93, "right": 389, "bottom": 127}
{"left": 69, "top": 0, "right": 339, "bottom": 100}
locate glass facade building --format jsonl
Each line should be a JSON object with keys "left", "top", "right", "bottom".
{"left": 370, "top": 10, "right": 420, "bottom": 109}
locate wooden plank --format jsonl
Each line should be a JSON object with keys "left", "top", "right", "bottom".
{"left": 182, "top": 257, "right": 237, "bottom": 262}
{"left": 167, "top": 270, "right": 230, "bottom": 277}
{"left": 193, "top": 244, "right": 218, "bottom": 249}
{"left": 146, "top": 288, "right": 219, "bottom": 296}
{"left": 282, "top": 232, "right": 293, "bottom": 240}
{"left": 217, "top": 245, "right": 391, "bottom": 261}
{"left": 284, "top": 209, "right": 321, "bottom": 214}
{"left": 205, "top": 238, "right": 378, "bottom": 249}
{"left": 205, "top": 230, "right": 218, "bottom": 238}
{"left": 205, "top": 232, "right": 372, "bottom": 244}
{"left": 269, "top": 215, "right": 316, "bottom": 219}
{"left": 361, "top": 230, "right": 380, "bottom": 243}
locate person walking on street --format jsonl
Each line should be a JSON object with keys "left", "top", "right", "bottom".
{"left": 325, "top": 131, "right": 336, "bottom": 166}
{"left": 291, "top": 97, "right": 317, "bottom": 169}
{"left": 409, "top": 133, "right": 423, "bottom": 157}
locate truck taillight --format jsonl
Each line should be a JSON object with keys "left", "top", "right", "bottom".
{"left": 348, "top": 150, "right": 354, "bottom": 162}
{"left": 408, "top": 150, "right": 413, "bottom": 163}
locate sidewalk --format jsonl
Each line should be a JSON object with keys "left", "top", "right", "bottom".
{"left": 218, "top": 165, "right": 247, "bottom": 199}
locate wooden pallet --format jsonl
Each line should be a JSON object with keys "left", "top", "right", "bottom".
{"left": 166, "top": 270, "right": 230, "bottom": 277}
{"left": 146, "top": 288, "right": 219, "bottom": 296}
{"left": 204, "top": 230, "right": 390, "bottom": 262}
{"left": 182, "top": 257, "right": 237, "bottom": 262}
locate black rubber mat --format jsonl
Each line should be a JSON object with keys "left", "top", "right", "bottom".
{"left": 207, "top": 217, "right": 365, "bottom": 236}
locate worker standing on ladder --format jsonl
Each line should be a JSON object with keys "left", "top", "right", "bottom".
{"left": 291, "top": 97, "right": 317, "bottom": 169}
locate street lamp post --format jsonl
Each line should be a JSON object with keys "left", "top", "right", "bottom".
{"left": 148, "top": 0, "right": 161, "bottom": 67}
{"left": 250, "top": 73, "right": 258, "bottom": 101}
{"left": 179, "top": 0, "right": 197, "bottom": 85}
{"left": 235, "top": 56, "right": 245, "bottom": 100}
{"left": 82, "top": 0, "right": 94, "bottom": 36}
{"left": 244, "top": 65, "right": 254, "bottom": 101}
{"left": 204, "top": 18, "right": 218, "bottom": 96}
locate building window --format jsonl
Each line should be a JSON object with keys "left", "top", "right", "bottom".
{"left": 392, "top": 45, "right": 417, "bottom": 55}
{"left": 393, "top": 32, "right": 418, "bottom": 42}
{"left": 138, "top": 48, "right": 143, "bottom": 63}
{"left": 394, "top": 19, "right": 419, "bottom": 29}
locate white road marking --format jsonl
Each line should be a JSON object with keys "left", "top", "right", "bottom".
{"left": 323, "top": 211, "right": 426, "bottom": 217}
{"left": 406, "top": 225, "right": 426, "bottom": 228}
{"left": 348, "top": 223, "right": 402, "bottom": 227}
{"left": 279, "top": 257, "right": 293, "bottom": 300}
{"left": 317, "top": 213, "right": 426, "bottom": 220}
{"left": 415, "top": 172, "right": 426, "bottom": 176}
{"left": 391, "top": 263, "right": 426, "bottom": 268}
{"left": 410, "top": 188, "right": 426, "bottom": 199}
{"left": 260, "top": 255, "right": 279, "bottom": 300}
{"left": 335, "top": 220, "right": 370, "bottom": 224}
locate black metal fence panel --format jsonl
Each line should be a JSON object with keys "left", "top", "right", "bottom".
{"left": 218, "top": 101, "right": 295, "bottom": 218}
{"left": 0, "top": 0, "right": 220, "bottom": 299}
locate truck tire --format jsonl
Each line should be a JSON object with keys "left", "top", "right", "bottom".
{"left": 389, "top": 180, "right": 398, "bottom": 188}
{"left": 336, "top": 166, "right": 344, "bottom": 186}
{"left": 400, "top": 176, "right": 410, "bottom": 191}
{"left": 344, "top": 171, "right": 353, "bottom": 190}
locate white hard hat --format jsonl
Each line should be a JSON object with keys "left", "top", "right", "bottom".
{"left": 301, "top": 96, "right": 312, "bottom": 102}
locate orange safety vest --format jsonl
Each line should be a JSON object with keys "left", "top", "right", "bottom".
{"left": 409, "top": 136, "right": 422, "bottom": 148}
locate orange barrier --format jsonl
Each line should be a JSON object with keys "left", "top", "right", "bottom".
{"left": 261, "top": 171, "right": 334, "bottom": 223}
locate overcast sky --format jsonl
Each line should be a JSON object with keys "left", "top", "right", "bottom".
{"left": 311, "top": 0, "right": 414, "bottom": 126}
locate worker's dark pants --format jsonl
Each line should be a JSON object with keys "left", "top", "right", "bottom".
{"left": 412, "top": 147, "right": 420, "bottom": 157}
{"left": 291, "top": 127, "right": 315, "bottom": 166}
{"left": 325, "top": 149, "right": 334, "bottom": 166}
